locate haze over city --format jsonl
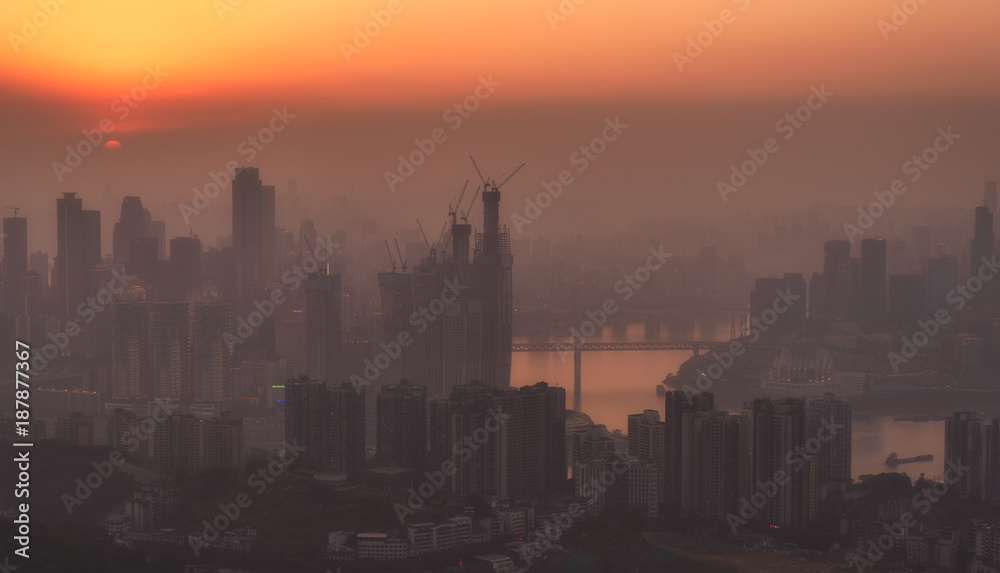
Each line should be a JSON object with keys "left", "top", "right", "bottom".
{"left": 1, "top": 1, "right": 999, "bottom": 572}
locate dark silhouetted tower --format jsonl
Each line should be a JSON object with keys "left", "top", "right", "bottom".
{"left": 972, "top": 205, "right": 996, "bottom": 276}
{"left": 169, "top": 235, "right": 203, "bottom": 298}
{"left": 232, "top": 167, "right": 276, "bottom": 304}
{"left": 56, "top": 193, "right": 101, "bottom": 317}
{"left": 822, "top": 240, "right": 851, "bottom": 319}
{"left": 860, "top": 238, "right": 887, "bottom": 330}
{"left": 113, "top": 196, "right": 151, "bottom": 263}
{"left": 474, "top": 187, "right": 513, "bottom": 388}
{"left": 304, "top": 273, "right": 341, "bottom": 385}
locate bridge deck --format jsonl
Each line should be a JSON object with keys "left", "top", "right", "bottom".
{"left": 511, "top": 341, "right": 731, "bottom": 352}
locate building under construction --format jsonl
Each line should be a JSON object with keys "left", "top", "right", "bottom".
{"left": 380, "top": 159, "right": 521, "bottom": 399}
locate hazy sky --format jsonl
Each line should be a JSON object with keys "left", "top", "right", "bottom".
{"left": 2, "top": 0, "right": 998, "bottom": 254}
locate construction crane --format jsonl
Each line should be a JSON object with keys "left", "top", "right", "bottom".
{"left": 470, "top": 156, "right": 488, "bottom": 188}
{"left": 416, "top": 219, "right": 433, "bottom": 261}
{"left": 393, "top": 238, "right": 407, "bottom": 273}
{"left": 448, "top": 180, "right": 470, "bottom": 224}
{"left": 302, "top": 232, "right": 325, "bottom": 275}
{"left": 435, "top": 221, "right": 449, "bottom": 256}
{"left": 462, "top": 185, "right": 481, "bottom": 223}
{"left": 5, "top": 206, "right": 20, "bottom": 217}
{"left": 495, "top": 163, "right": 525, "bottom": 191}
{"left": 384, "top": 239, "right": 397, "bottom": 272}
{"left": 469, "top": 156, "right": 525, "bottom": 192}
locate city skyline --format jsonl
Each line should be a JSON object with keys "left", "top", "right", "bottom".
{"left": 3, "top": 2, "right": 1000, "bottom": 571}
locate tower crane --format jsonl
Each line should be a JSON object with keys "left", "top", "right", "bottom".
{"left": 462, "top": 186, "right": 481, "bottom": 223}
{"left": 469, "top": 156, "right": 525, "bottom": 192}
{"left": 494, "top": 163, "right": 525, "bottom": 191}
{"left": 417, "top": 219, "right": 432, "bottom": 260}
{"left": 393, "top": 238, "right": 407, "bottom": 273}
{"left": 448, "top": 180, "right": 470, "bottom": 225}
{"left": 385, "top": 239, "right": 397, "bottom": 273}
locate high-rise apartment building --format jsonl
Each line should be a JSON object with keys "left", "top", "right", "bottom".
{"left": 663, "top": 390, "right": 714, "bottom": 507}
{"left": 750, "top": 397, "right": 812, "bottom": 527}
{"left": 806, "top": 393, "right": 852, "bottom": 485}
{"left": 191, "top": 301, "right": 232, "bottom": 402}
{"left": 376, "top": 381, "right": 427, "bottom": 472}
{"left": 111, "top": 297, "right": 152, "bottom": 399}
{"left": 151, "top": 301, "right": 191, "bottom": 400}
{"left": 304, "top": 273, "right": 341, "bottom": 385}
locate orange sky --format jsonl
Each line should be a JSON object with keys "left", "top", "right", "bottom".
{"left": 2, "top": 0, "right": 999, "bottom": 256}
{"left": 3, "top": 0, "right": 999, "bottom": 111}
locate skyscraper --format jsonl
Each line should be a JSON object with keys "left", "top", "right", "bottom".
{"left": 111, "top": 297, "right": 152, "bottom": 399}
{"left": 683, "top": 410, "right": 749, "bottom": 518}
{"left": 860, "top": 238, "right": 887, "bottom": 330}
{"left": 442, "top": 220, "right": 482, "bottom": 396}
{"left": 169, "top": 235, "right": 203, "bottom": 299}
{"left": 232, "top": 167, "right": 276, "bottom": 304}
{"left": 474, "top": 183, "right": 513, "bottom": 388}
{"left": 627, "top": 410, "right": 665, "bottom": 503}
{"left": 191, "top": 301, "right": 232, "bottom": 402}
{"left": 376, "top": 380, "right": 427, "bottom": 472}
{"left": 284, "top": 376, "right": 331, "bottom": 471}
{"left": 806, "top": 393, "right": 852, "bottom": 486}
{"left": 2, "top": 214, "right": 27, "bottom": 312}
{"left": 972, "top": 205, "right": 996, "bottom": 277}
{"left": 822, "top": 240, "right": 851, "bottom": 319}
{"left": 888, "top": 274, "right": 925, "bottom": 326}
{"left": 204, "top": 412, "right": 245, "bottom": 472}
{"left": 945, "top": 411, "right": 984, "bottom": 499}
{"left": 663, "top": 390, "right": 714, "bottom": 507}
{"left": 329, "top": 381, "right": 367, "bottom": 480}
{"left": 130, "top": 236, "right": 160, "bottom": 286}
{"left": 112, "top": 196, "right": 151, "bottom": 263}
{"left": 285, "top": 375, "right": 365, "bottom": 480}
{"left": 751, "top": 397, "right": 812, "bottom": 527}
{"left": 304, "top": 273, "right": 342, "bottom": 385}
{"left": 429, "top": 381, "right": 565, "bottom": 498}
{"left": 377, "top": 271, "right": 417, "bottom": 389}
{"left": 925, "top": 253, "right": 958, "bottom": 312}
{"left": 151, "top": 302, "right": 191, "bottom": 400}
{"left": 151, "top": 412, "right": 203, "bottom": 476}
{"left": 987, "top": 182, "right": 998, "bottom": 238}
{"left": 428, "top": 383, "right": 502, "bottom": 495}
{"left": 56, "top": 193, "right": 101, "bottom": 317}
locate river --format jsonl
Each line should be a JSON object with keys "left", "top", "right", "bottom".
{"left": 512, "top": 316, "right": 948, "bottom": 481}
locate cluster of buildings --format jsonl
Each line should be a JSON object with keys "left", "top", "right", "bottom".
{"left": 107, "top": 409, "right": 245, "bottom": 475}
{"left": 585, "top": 391, "right": 853, "bottom": 528}
{"left": 284, "top": 377, "right": 567, "bottom": 501}
{"left": 748, "top": 186, "right": 1000, "bottom": 396}
{"left": 1, "top": 165, "right": 519, "bottom": 440}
